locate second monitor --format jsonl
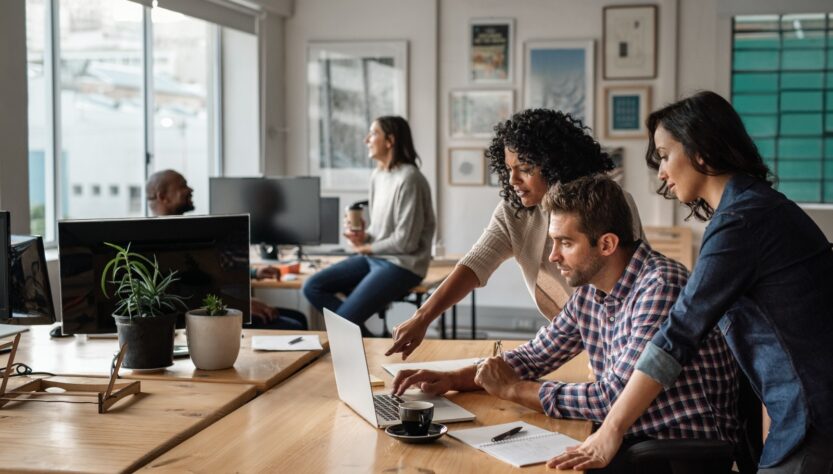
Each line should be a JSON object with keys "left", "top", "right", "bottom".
{"left": 210, "top": 177, "right": 321, "bottom": 247}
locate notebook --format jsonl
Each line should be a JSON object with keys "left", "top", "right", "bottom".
{"left": 449, "top": 421, "right": 579, "bottom": 468}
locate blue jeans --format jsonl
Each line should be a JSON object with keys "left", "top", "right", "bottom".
{"left": 302, "top": 256, "right": 423, "bottom": 333}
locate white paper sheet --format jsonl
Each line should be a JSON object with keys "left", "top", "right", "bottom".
{"left": 250, "top": 335, "right": 323, "bottom": 351}
{"left": 449, "top": 421, "right": 579, "bottom": 468}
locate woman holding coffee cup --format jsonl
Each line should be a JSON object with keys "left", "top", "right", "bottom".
{"left": 303, "top": 116, "right": 435, "bottom": 336}
{"left": 386, "top": 109, "right": 644, "bottom": 358}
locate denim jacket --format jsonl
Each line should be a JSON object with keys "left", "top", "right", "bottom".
{"left": 636, "top": 174, "right": 833, "bottom": 468}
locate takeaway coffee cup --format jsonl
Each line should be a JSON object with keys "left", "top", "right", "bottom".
{"left": 346, "top": 204, "right": 364, "bottom": 232}
{"left": 399, "top": 401, "right": 434, "bottom": 436}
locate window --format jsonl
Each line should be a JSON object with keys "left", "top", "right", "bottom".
{"left": 26, "top": 0, "right": 52, "bottom": 239}
{"left": 151, "top": 7, "right": 215, "bottom": 214}
{"left": 59, "top": 0, "right": 144, "bottom": 220}
{"left": 24, "top": 0, "right": 260, "bottom": 244}
{"left": 732, "top": 13, "right": 833, "bottom": 204}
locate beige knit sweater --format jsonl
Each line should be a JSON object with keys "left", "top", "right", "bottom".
{"left": 458, "top": 192, "right": 644, "bottom": 320}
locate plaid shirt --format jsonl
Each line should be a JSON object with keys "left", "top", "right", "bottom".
{"left": 504, "top": 242, "right": 739, "bottom": 442}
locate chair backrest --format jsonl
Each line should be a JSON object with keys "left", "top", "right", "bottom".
{"left": 644, "top": 226, "right": 694, "bottom": 271}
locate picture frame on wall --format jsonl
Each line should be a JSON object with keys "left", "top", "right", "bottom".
{"left": 604, "top": 86, "right": 651, "bottom": 139}
{"left": 603, "top": 5, "right": 658, "bottom": 79}
{"left": 449, "top": 89, "right": 514, "bottom": 139}
{"left": 487, "top": 157, "right": 501, "bottom": 187}
{"left": 449, "top": 148, "right": 486, "bottom": 186}
{"left": 307, "top": 41, "right": 408, "bottom": 191}
{"left": 469, "top": 18, "right": 514, "bottom": 84}
{"left": 523, "top": 40, "right": 595, "bottom": 129}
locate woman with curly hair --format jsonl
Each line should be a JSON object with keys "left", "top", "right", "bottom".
{"left": 386, "top": 108, "right": 643, "bottom": 358}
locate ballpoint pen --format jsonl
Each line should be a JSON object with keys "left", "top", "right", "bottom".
{"left": 474, "top": 340, "right": 505, "bottom": 366}
{"left": 288, "top": 336, "right": 304, "bottom": 345}
{"left": 491, "top": 426, "right": 523, "bottom": 442}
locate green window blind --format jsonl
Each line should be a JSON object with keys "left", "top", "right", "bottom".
{"left": 732, "top": 13, "right": 833, "bottom": 203}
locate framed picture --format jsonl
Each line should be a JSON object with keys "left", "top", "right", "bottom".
{"left": 523, "top": 40, "right": 595, "bottom": 129}
{"left": 603, "top": 5, "right": 658, "bottom": 79}
{"left": 449, "top": 90, "right": 514, "bottom": 139}
{"left": 448, "top": 148, "right": 486, "bottom": 186}
{"left": 469, "top": 18, "right": 513, "bottom": 84}
{"left": 486, "top": 156, "right": 501, "bottom": 187}
{"left": 604, "top": 86, "right": 651, "bottom": 139}
{"left": 307, "top": 41, "right": 408, "bottom": 191}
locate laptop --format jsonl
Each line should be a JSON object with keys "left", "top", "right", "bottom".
{"left": 324, "top": 309, "right": 475, "bottom": 428}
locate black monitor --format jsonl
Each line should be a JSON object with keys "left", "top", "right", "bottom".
{"left": 320, "top": 197, "right": 340, "bottom": 245}
{"left": 58, "top": 214, "right": 251, "bottom": 335}
{"left": 0, "top": 211, "right": 11, "bottom": 321}
{"left": 209, "top": 177, "right": 321, "bottom": 246}
{"left": 3, "top": 234, "right": 57, "bottom": 325}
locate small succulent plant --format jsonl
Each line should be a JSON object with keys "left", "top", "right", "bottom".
{"left": 202, "top": 294, "right": 228, "bottom": 316}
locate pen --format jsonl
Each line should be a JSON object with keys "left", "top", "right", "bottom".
{"left": 491, "top": 426, "right": 523, "bottom": 443}
{"left": 288, "top": 336, "right": 304, "bottom": 345}
{"left": 474, "top": 340, "right": 505, "bottom": 366}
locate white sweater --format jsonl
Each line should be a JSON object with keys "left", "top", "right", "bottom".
{"left": 458, "top": 192, "right": 644, "bottom": 320}
{"left": 366, "top": 163, "right": 436, "bottom": 277}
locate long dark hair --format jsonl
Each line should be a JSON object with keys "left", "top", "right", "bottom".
{"left": 645, "top": 91, "right": 774, "bottom": 221}
{"left": 486, "top": 108, "right": 613, "bottom": 214}
{"left": 375, "top": 116, "right": 421, "bottom": 169}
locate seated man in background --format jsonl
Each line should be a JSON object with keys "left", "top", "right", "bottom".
{"left": 146, "top": 169, "right": 195, "bottom": 216}
{"left": 147, "top": 169, "right": 307, "bottom": 330}
{"left": 392, "top": 175, "right": 739, "bottom": 473}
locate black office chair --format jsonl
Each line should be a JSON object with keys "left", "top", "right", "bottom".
{"left": 624, "top": 373, "right": 763, "bottom": 474}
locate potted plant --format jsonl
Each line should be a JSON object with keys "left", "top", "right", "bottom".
{"left": 100, "top": 242, "right": 187, "bottom": 370}
{"left": 185, "top": 294, "right": 242, "bottom": 370}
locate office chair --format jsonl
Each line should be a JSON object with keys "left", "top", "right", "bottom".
{"left": 624, "top": 372, "right": 763, "bottom": 474}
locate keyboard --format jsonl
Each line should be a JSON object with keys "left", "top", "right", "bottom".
{"left": 373, "top": 394, "right": 405, "bottom": 422}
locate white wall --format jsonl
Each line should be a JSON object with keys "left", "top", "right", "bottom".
{"left": 283, "top": 0, "right": 439, "bottom": 235}
{"left": 0, "top": 0, "right": 32, "bottom": 234}
{"left": 223, "top": 28, "right": 260, "bottom": 177}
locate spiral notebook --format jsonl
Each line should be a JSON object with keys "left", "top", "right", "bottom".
{"left": 448, "top": 421, "right": 578, "bottom": 468}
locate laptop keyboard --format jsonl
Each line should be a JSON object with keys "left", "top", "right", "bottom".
{"left": 373, "top": 394, "right": 405, "bottom": 422}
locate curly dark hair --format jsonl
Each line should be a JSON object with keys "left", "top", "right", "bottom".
{"left": 486, "top": 109, "right": 613, "bottom": 214}
{"left": 645, "top": 91, "right": 774, "bottom": 221}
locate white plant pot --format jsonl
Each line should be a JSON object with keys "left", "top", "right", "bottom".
{"left": 185, "top": 308, "right": 242, "bottom": 370}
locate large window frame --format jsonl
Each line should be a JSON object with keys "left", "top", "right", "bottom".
{"left": 29, "top": 0, "right": 260, "bottom": 245}
{"left": 731, "top": 13, "right": 833, "bottom": 206}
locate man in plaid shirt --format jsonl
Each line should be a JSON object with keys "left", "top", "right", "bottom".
{"left": 393, "top": 175, "right": 739, "bottom": 466}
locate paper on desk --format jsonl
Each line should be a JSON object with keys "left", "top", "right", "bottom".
{"left": 382, "top": 358, "right": 481, "bottom": 376}
{"left": 251, "top": 335, "right": 323, "bottom": 351}
{"left": 449, "top": 421, "right": 579, "bottom": 468}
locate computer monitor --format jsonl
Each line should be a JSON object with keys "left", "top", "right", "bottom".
{"left": 0, "top": 211, "right": 11, "bottom": 321}
{"left": 58, "top": 214, "right": 251, "bottom": 335}
{"left": 3, "top": 234, "right": 57, "bottom": 325}
{"left": 320, "top": 197, "right": 340, "bottom": 245}
{"left": 209, "top": 177, "right": 321, "bottom": 246}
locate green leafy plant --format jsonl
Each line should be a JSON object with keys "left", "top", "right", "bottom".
{"left": 100, "top": 242, "right": 187, "bottom": 320}
{"left": 202, "top": 294, "right": 228, "bottom": 316}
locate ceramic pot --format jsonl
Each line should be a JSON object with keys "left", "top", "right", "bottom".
{"left": 185, "top": 308, "right": 242, "bottom": 370}
{"left": 114, "top": 313, "right": 177, "bottom": 369}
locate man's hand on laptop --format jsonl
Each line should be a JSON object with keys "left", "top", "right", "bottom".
{"left": 392, "top": 369, "right": 455, "bottom": 397}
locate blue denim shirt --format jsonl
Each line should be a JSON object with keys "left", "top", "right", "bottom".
{"left": 636, "top": 174, "right": 833, "bottom": 468}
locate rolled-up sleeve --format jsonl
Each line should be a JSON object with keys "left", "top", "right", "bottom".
{"left": 640, "top": 212, "right": 756, "bottom": 384}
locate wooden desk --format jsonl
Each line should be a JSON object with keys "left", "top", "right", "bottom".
{"left": 141, "top": 339, "right": 592, "bottom": 473}
{"left": 0, "top": 376, "right": 255, "bottom": 474}
{"left": 253, "top": 257, "right": 479, "bottom": 339}
{"left": 1, "top": 327, "right": 329, "bottom": 393}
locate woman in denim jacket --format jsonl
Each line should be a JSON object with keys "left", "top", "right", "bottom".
{"left": 552, "top": 91, "right": 833, "bottom": 473}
